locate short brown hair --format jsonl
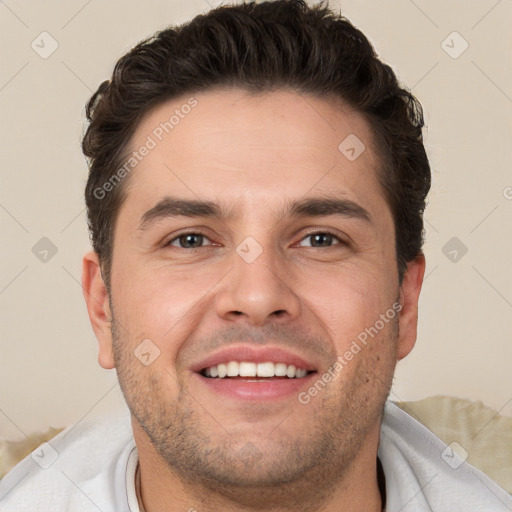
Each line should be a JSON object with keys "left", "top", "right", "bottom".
{"left": 82, "top": 0, "right": 431, "bottom": 291}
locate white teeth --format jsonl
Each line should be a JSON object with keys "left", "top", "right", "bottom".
{"left": 286, "top": 365, "right": 296, "bottom": 378}
{"left": 274, "top": 363, "right": 288, "bottom": 376}
{"left": 227, "top": 361, "right": 239, "bottom": 377}
{"left": 202, "top": 361, "right": 310, "bottom": 379}
{"left": 239, "top": 362, "right": 257, "bottom": 377}
{"left": 217, "top": 363, "right": 227, "bottom": 378}
{"left": 257, "top": 362, "right": 274, "bottom": 377}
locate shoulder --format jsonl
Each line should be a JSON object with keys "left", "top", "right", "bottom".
{"left": 379, "top": 400, "right": 512, "bottom": 512}
{"left": 0, "top": 409, "right": 135, "bottom": 512}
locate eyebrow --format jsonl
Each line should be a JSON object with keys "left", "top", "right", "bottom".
{"left": 137, "top": 195, "right": 372, "bottom": 231}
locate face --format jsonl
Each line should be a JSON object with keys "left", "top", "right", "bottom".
{"left": 83, "top": 88, "right": 424, "bottom": 503}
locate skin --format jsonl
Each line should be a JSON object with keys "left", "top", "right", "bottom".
{"left": 82, "top": 88, "right": 425, "bottom": 512}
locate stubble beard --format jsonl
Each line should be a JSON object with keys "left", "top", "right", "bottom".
{"left": 110, "top": 305, "right": 397, "bottom": 510}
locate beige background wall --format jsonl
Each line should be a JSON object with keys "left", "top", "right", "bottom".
{"left": 1, "top": 0, "right": 511, "bottom": 438}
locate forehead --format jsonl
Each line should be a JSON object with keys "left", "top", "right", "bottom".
{"left": 118, "top": 87, "right": 389, "bottom": 226}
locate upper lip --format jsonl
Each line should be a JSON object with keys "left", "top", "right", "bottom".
{"left": 190, "top": 345, "right": 319, "bottom": 373}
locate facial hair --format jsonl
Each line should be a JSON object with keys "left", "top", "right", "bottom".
{"left": 110, "top": 299, "right": 398, "bottom": 511}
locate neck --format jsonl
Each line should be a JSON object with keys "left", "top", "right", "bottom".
{"left": 134, "top": 421, "right": 383, "bottom": 512}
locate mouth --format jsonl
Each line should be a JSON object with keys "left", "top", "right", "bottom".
{"left": 200, "top": 361, "right": 315, "bottom": 380}
{"left": 191, "top": 346, "right": 317, "bottom": 401}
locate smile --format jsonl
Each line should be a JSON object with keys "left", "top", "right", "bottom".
{"left": 201, "top": 361, "right": 313, "bottom": 379}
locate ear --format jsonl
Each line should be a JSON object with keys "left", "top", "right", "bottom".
{"left": 82, "top": 251, "right": 115, "bottom": 369}
{"left": 396, "top": 253, "right": 426, "bottom": 361}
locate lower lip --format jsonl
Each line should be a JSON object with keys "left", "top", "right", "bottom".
{"left": 193, "top": 373, "right": 317, "bottom": 400}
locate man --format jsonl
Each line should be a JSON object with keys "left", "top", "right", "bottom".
{"left": 0, "top": 1, "right": 510, "bottom": 510}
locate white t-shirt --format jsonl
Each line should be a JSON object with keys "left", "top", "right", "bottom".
{"left": 0, "top": 401, "right": 510, "bottom": 511}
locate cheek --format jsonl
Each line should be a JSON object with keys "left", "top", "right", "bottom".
{"left": 307, "top": 269, "right": 400, "bottom": 388}
{"left": 114, "top": 261, "right": 200, "bottom": 322}
{"left": 112, "top": 263, "right": 221, "bottom": 366}
{"left": 114, "top": 340, "right": 183, "bottom": 421}
{"left": 301, "top": 264, "right": 396, "bottom": 340}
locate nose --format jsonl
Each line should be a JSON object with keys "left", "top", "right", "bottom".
{"left": 214, "top": 241, "right": 302, "bottom": 326}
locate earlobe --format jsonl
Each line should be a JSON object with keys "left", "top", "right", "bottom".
{"left": 396, "top": 253, "right": 426, "bottom": 361}
{"left": 81, "top": 251, "right": 115, "bottom": 369}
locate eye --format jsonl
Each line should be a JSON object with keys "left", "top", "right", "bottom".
{"left": 297, "top": 231, "right": 345, "bottom": 248}
{"left": 166, "top": 232, "right": 214, "bottom": 249}
{"left": 164, "top": 231, "right": 346, "bottom": 250}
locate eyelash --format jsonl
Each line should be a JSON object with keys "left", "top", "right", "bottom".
{"left": 164, "top": 230, "right": 347, "bottom": 250}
